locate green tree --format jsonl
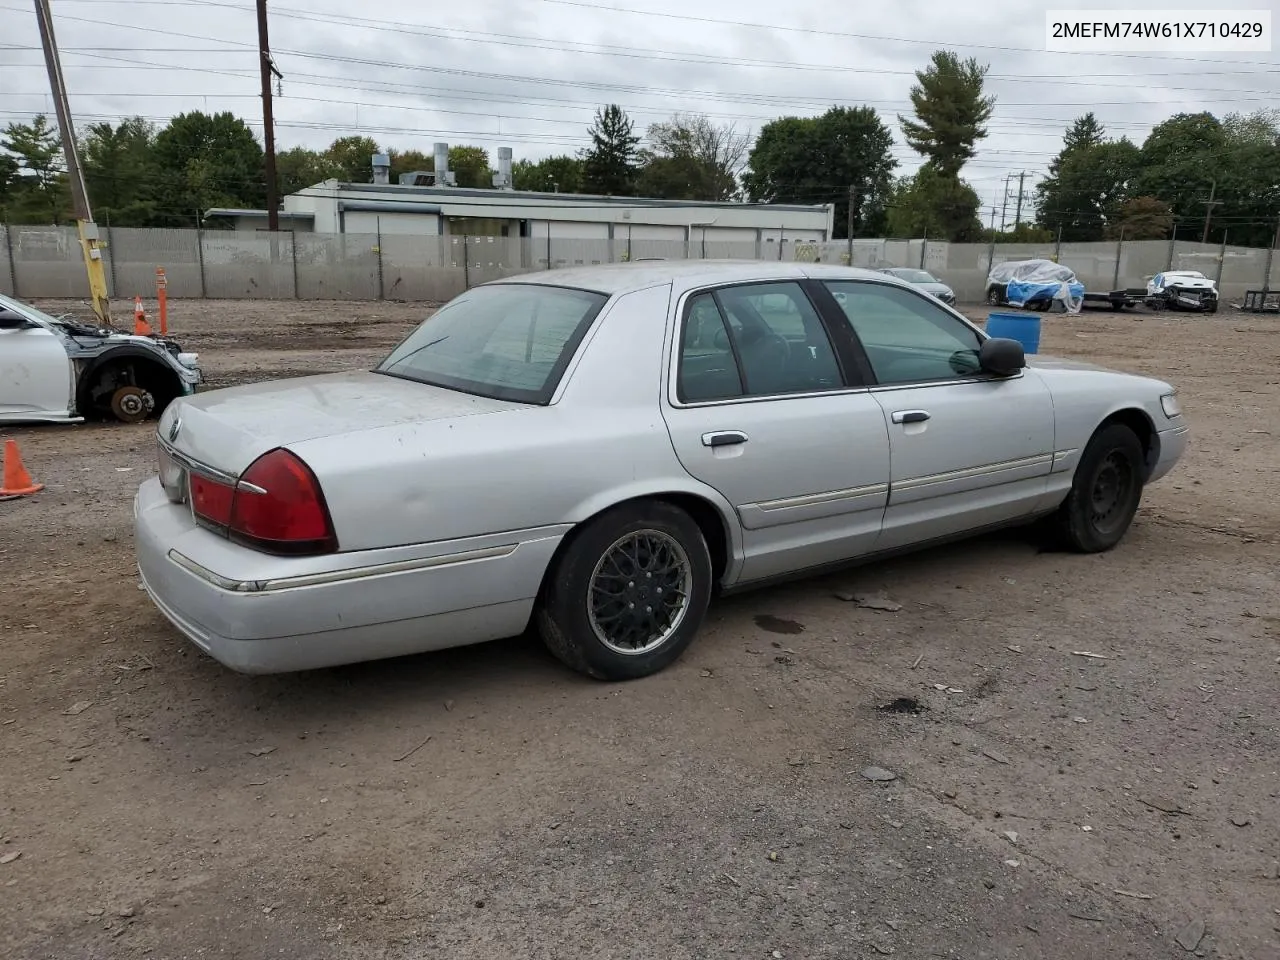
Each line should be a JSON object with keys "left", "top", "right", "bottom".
{"left": 0, "top": 154, "right": 20, "bottom": 216}
{"left": 897, "top": 51, "right": 995, "bottom": 178}
{"left": 744, "top": 106, "right": 897, "bottom": 238}
{"left": 1106, "top": 196, "right": 1174, "bottom": 239}
{"left": 82, "top": 117, "right": 157, "bottom": 226}
{"left": 1036, "top": 138, "right": 1141, "bottom": 241}
{"left": 1, "top": 114, "right": 68, "bottom": 223}
{"left": 636, "top": 113, "right": 748, "bottom": 201}
{"left": 151, "top": 111, "right": 264, "bottom": 226}
{"left": 448, "top": 145, "right": 491, "bottom": 188}
{"left": 886, "top": 165, "right": 983, "bottom": 241}
{"left": 1061, "top": 112, "right": 1106, "bottom": 154}
{"left": 323, "top": 135, "right": 382, "bottom": 182}
{"left": 1222, "top": 109, "right": 1280, "bottom": 147}
{"left": 511, "top": 154, "right": 583, "bottom": 193}
{"left": 277, "top": 145, "right": 336, "bottom": 195}
{"left": 581, "top": 104, "right": 640, "bottom": 195}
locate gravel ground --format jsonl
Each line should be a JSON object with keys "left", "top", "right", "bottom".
{"left": 1, "top": 297, "right": 1278, "bottom": 960}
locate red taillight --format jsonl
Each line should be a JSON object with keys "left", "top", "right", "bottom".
{"left": 190, "top": 473, "right": 235, "bottom": 526}
{"left": 189, "top": 449, "right": 337, "bottom": 556}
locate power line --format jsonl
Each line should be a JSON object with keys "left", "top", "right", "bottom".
{"left": 59, "top": 0, "right": 1280, "bottom": 69}
{"left": 4, "top": 6, "right": 1279, "bottom": 101}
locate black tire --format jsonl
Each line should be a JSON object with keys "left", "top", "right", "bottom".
{"left": 986, "top": 285, "right": 1003, "bottom": 306}
{"left": 1053, "top": 423, "right": 1146, "bottom": 553}
{"left": 537, "top": 500, "right": 713, "bottom": 681}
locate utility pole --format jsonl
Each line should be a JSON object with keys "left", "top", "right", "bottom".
{"left": 32, "top": 0, "right": 110, "bottom": 323}
{"left": 999, "top": 174, "right": 1011, "bottom": 232}
{"left": 256, "top": 0, "right": 282, "bottom": 232}
{"left": 1199, "top": 178, "right": 1221, "bottom": 245}
{"left": 1014, "top": 171, "right": 1027, "bottom": 228}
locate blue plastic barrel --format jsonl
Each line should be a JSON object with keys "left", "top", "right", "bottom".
{"left": 985, "top": 311, "right": 1041, "bottom": 354}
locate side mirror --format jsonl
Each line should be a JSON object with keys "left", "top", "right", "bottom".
{"left": 0, "top": 310, "right": 33, "bottom": 330}
{"left": 980, "top": 337, "right": 1025, "bottom": 376}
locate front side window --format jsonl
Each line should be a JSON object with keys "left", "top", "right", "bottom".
{"left": 677, "top": 281, "right": 844, "bottom": 402}
{"left": 824, "top": 280, "right": 983, "bottom": 385}
{"left": 377, "top": 283, "right": 607, "bottom": 404}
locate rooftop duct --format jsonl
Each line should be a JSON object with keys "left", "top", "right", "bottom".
{"left": 492, "top": 147, "right": 513, "bottom": 190}
{"left": 371, "top": 153, "right": 390, "bottom": 184}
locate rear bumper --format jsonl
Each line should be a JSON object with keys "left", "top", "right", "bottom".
{"left": 133, "top": 478, "right": 565, "bottom": 673}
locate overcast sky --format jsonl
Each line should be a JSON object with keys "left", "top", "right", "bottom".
{"left": 2, "top": 0, "right": 1277, "bottom": 215}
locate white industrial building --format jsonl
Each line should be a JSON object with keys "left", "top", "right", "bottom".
{"left": 206, "top": 144, "right": 834, "bottom": 250}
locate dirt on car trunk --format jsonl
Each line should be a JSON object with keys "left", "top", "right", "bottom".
{"left": 1, "top": 298, "right": 1278, "bottom": 960}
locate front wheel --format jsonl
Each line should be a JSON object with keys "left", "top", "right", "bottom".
{"left": 537, "top": 501, "right": 713, "bottom": 680}
{"left": 1053, "top": 423, "right": 1146, "bottom": 552}
{"left": 986, "top": 286, "right": 1003, "bottom": 306}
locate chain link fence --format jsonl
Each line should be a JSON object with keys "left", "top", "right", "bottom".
{"left": 2, "top": 224, "right": 1276, "bottom": 305}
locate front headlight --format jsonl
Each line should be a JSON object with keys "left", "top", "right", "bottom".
{"left": 1160, "top": 393, "right": 1181, "bottom": 419}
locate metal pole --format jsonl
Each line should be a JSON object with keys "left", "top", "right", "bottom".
{"left": 1215, "top": 229, "right": 1227, "bottom": 290}
{"left": 256, "top": 0, "right": 280, "bottom": 232}
{"left": 375, "top": 216, "right": 384, "bottom": 300}
{"left": 33, "top": 0, "right": 110, "bottom": 322}
{"left": 778, "top": 227, "right": 784, "bottom": 261}
{"left": 986, "top": 207, "right": 996, "bottom": 273}
{"left": 919, "top": 231, "right": 927, "bottom": 269}
{"left": 106, "top": 222, "right": 117, "bottom": 298}
{"left": 1014, "top": 171, "right": 1026, "bottom": 227}
{"left": 462, "top": 236, "right": 470, "bottom": 289}
{"left": 4, "top": 225, "right": 18, "bottom": 297}
{"left": 846, "top": 184, "right": 855, "bottom": 264}
{"left": 1112, "top": 226, "right": 1125, "bottom": 290}
{"left": 1166, "top": 221, "right": 1177, "bottom": 270}
{"left": 546, "top": 226, "right": 551, "bottom": 270}
{"left": 1054, "top": 224, "right": 1062, "bottom": 262}
{"left": 999, "top": 174, "right": 1010, "bottom": 232}
{"left": 290, "top": 229, "right": 298, "bottom": 299}
{"left": 1261, "top": 215, "right": 1279, "bottom": 297}
{"left": 195, "top": 213, "right": 207, "bottom": 299}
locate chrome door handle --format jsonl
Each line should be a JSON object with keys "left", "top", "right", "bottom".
{"left": 891, "top": 410, "right": 930, "bottom": 424}
{"left": 702, "top": 430, "right": 749, "bottom": 447}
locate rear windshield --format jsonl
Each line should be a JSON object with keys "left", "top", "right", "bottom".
{"left": 376, "top": 283, "right": 609, "bottom": 404}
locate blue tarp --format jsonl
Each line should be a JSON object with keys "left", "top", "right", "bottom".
{"left": 1006, "top": 279, "right": 1086, "bottom": 308}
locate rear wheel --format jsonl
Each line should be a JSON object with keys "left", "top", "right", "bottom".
{"left": 986, "top": 285, "right": 1003, "bottom": 306}
{"left": 1053, "top": 423, "right": 1146, "bottom": 552}
{"left": 537, "top": 500, "right": 713, "bottom": 680}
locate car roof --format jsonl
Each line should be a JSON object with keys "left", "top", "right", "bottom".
{"left": 486, "top": 259, "right": 902, "bottom": 296}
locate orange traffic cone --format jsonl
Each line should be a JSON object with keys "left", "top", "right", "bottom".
{"left": 1, "top": 438, "right": 43, "bottom": 498}
{"left": 133, "top": 296, "right": 153, "bottom": 337}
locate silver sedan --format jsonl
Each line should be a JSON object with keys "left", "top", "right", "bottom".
{"left": 134, "top": 262, "right": 1188, "bottom": 680}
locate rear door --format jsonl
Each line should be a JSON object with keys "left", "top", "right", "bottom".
{"left": 819, "top": 279, "right": 1056, "bottom": 552}
{"left": 661, "top": 278, "right": 891, "bottom": 584}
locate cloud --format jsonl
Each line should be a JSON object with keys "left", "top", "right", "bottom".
{"left": 1, "top": 0, "right": 1276, "bottom": 213}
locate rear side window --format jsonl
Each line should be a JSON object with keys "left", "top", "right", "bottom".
{"left": 376, "top": 284, "right": 608, "bottom": 404}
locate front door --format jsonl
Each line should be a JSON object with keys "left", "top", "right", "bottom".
{"left": 820, "top": 279, "right": 1055, "bottom": 551}
{"left": 0, "top": 315, "right": 74, "bottom": 419}
{"left": 661, "top": 279, "right": 891, "bottom": 584}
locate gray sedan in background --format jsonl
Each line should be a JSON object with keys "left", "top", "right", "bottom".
{"left": 878, "top": 267, "right": 956, "bottom": 305}
{"left": 134, "top": 261, "right": 1187, "bottom": 681}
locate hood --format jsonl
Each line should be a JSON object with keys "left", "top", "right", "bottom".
{"left": 919, "top": 281, "right": 954, "bottom": 296}
{"left": 160, "top": 370, "right": 522, "bottom": 475}
{"left": 1156, "top": 274, "right": 1215, "bottom": 289}
{"left": 1024, "top": 355, "right": 1114, "bottom": 373}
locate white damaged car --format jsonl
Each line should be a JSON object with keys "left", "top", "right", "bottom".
{"left": 0, "top": 293, "right": 202, "bottom": 423}
{"left": 1144, "top": 271, "right": 1218, "bottom": 313}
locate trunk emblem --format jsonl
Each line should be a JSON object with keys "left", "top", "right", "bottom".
{"left": 168, "top": 417, "right": 181, "bottom": 443}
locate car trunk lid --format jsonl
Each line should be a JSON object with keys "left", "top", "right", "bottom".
{"left": 157, "top": 370, "right": 522, "bottom": 479}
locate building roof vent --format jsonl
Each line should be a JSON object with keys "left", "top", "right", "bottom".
{"left": 371, "top": 153, "right": 390, "bottom": 185}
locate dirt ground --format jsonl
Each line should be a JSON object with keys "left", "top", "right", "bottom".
{"left": 2, "top": 296, "right": 1278, "bottom": 960}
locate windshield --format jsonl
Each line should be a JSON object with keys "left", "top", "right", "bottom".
{"left": 0, "top": 293, "right": 58, "bottom": 327}
{"left": 376, "top": 283, "right": 609, "bottom": 404}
